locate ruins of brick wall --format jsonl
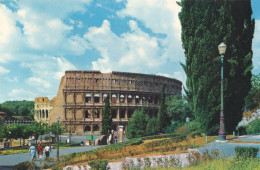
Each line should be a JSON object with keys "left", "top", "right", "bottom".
{"left": 47, "top": 71, "right": 182, "bottom": 134}
{"left": 34, "top": 97, "right": 55, "bottom": 124}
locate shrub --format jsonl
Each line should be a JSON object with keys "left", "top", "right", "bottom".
{"left": 235, "top": 147, "right": 259, "bottom": 158}
{"left": 246, "top": 119, "right": 260, "bottom": 134}
{"left": 238, "top": 126, "right": 247, "bottom": 135}
{"left": 13, "top": 161, "right": 36, "bottom": 170}
{"left": 127, "top": 109, "right": 149, "bottom": 139}
{"left": 88, "top": 160, "right": 108, "bottom": 170}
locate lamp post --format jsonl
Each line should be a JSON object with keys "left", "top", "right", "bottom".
{"left": 218, "top": 42, "right": 227, "bottom": 141}
{"left": 57, "top": 116, "right": 60, "bottom": 161}
{"left": 186, "top": 117, "right": 190, "bottom": 135}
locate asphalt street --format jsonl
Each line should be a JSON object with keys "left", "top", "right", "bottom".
{"left": 0, "top": 145, "right": 102, "bottom": 170}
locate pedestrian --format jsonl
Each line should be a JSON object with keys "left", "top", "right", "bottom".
{"left": 28, "top": 143, "right": 36, "bottom": 161}
{"left": 44, "top": 143, "right": 51, "bottom": 158}
{"left": 37, "top": 143, "right": 44, "bottom": 161}
{"left": 114, "top": 135, "right": 117, "bottom": 143}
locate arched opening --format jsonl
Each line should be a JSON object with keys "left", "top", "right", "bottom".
{"left": 120, "top": 109, "right": 125, "bottom": 118}
{"left": 42, "top": 110, "right": 45, "bottom": 118}
{"left": 94, "top": 94, "right": 100, "bottom": 103}
{"left": 112, "top": 109, "right": 117, "bottom": 119}
{"left": 142, "top": 96, "right": 146, "bottom": 104}
{"left": 46, "top": 110, "right": 48, "bottom": 118}
{"left": 154, "top": 97, "right": 158, "bottom": 105}
{"left": 85, "top": 110, "right": 90, "bottom": 118}
{"left": 112, "top": 124, "right": 117, "bottom": 131}
{"left": 112, "top": 94, "right": 117, "bottom": 104}
{"left": 94, "top": 110, "right": 100, "bottom": 118}
{"left": 148, "top": 96, "right": 153, "bottom": 104}
{"left": 85, "top": 94, "right": 91, "bottom": 103}
{"left": 135, "top": 95, "right": 140, "bottom": 104}
{"left": 93, "top": 125, "right": 99, "bottom": 131}
{"left": 84, "top": 125, "right": 91, "bottom": 132}
{"left": 103, "top": 94, "right": 108, "bottom": 102}
{"left": 127, "top": 95, "right": 132, "bottom": 104}
{"left": 128, "top": 110, "right": 134, "bottom": 118}
{"left": 120, "top": 95, "right": 125, "bottom": 103}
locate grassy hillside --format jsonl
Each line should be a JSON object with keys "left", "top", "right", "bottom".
{"left": 0, "top": 100, "right": 34, "bottom": 119}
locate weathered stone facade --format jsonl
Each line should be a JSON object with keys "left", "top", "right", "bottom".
{"left": 45, "top": 71, "right": 182, "bottom": 134}
{"left": 34, "top": 97, "right": 55, "bottom": 124}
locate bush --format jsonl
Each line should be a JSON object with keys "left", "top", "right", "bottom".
{"left": 246, "top": 119, "right": 260, "bottom": 134}
{"left": 13, "top": 161, "right": 36, "bottom": 170}
{"left": 127, "top": 109, "right": 148, "bottom": 139}
{"left": 88, "top": 160, "right": 108, "bottom": 170}
{"left": 235, "top": 147, "right": 259, "bottom": 158}
{"left": 238, "top": 126, "right": 247, "bottom": 135}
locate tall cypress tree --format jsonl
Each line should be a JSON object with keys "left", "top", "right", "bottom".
{"left": 157, "top": 85, "right": 168, "bottom": 132}
{"left": 178, "top": 0, "right": 254, "bottom": 134}
{"left": 101, "top": 94, "right": 112, "bottom": 136}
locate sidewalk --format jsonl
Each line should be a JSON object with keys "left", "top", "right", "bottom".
{"left": 197, "top": 135, "right": 260, "bottom": 158}
{"left": 0, "top": 145, "right": 102, "bottom": 170}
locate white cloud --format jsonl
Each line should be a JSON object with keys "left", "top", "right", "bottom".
{"left": 157, "top": 73, "right": 171, "bottom": 78}
{"left": 0, "top": 1, "right": 88, "bottom": 102}
{"left": 117, "top": 0, "right": 184, "bottom": 62}
{"left": 0, "top": 65, "right": 10, "bottom": 75}
{"left": 27, "top": 77, "right": 51, "bottom": 89}
{"left": 8, "top": 89, "right": 37, "bottom": 101}
{"left": 6, "top": 77, "right": 18, "bottom": 83}
{"left": 85, "top": 20, "right": 164, "bottom": 73}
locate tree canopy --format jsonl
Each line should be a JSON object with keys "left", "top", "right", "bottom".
{"left": 101, "top": 95, "right": 112, "bottom": 136}
{"left": 0, "top": 100, "right": 34, "bottom": 118}
{"left": 127, "top": 109, "right": 149, "bottom": 139}
{"left": 178, "top": 0, "right": 255, "bottom": 134}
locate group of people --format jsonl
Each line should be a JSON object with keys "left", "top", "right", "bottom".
{"left": 28, "top": 143, "right": 51, "bottom": 161}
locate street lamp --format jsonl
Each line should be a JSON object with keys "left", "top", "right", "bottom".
{"left": 57, "top": 116, "right": 60, "bottom": 161}
{"left": 186, "top": 117, "right": 190, "bottom": 135}
{"left": 218, "top": 42, "right": 227, "bottom": 141}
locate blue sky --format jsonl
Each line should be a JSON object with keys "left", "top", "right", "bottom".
{"left": 0, "top": 0, "right": 259, "bottom": 103}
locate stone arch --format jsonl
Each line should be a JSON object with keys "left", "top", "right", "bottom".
{"left": 94, "top": 94, "right": 100, "bottom": 103}
{"left": 120, "top": 94, "right": 125, "bottom": 103}
{"left": 85, "top": 94, "right": 91, "bottom": 103}
{"left": 112, "top": 94, "right": 117, "bottom": 104}
{"left": 93, "top": 125, "right": 99, "bottom": 131}
{"left": 84, "top": 125, "right": 91, "bottom": 132}
{"left": 42, "top": 110, "right": 45, "bottom": 118}
{"left": 135, "top": 95, "right": 140, "bottom": 104}
{"left": 85, "top": 110, "right": 90, "bottom": 118}
{"left": 112, "top": 109, "right": 117, "bottom": 119}
{"left": 127, "top": 95, "right": 132, "bottom": 104}
{"left": 120, "top": 109, "right": 125, "bottom": 118}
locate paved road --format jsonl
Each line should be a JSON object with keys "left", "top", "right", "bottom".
{"left": 198, "top": 136, "right": 260, "bottom": 158}
{"left": 0, "top": 145, "right": 103, "bottom": 170}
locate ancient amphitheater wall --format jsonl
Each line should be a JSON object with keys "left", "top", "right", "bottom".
{"left": 43, "top": 71, "right": 182, "bottom": 134}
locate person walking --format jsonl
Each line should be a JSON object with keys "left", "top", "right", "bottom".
{"left": 28, "top": 143, "right": 36, "bottom": 161}
{"left": 37, "top": 143, "right": 44, "bottom": 161}
{"left": 44, "top": 143, "right": 51, "bottom": 158}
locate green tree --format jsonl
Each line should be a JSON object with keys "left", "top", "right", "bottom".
{"left": 245, "top": 73, "right": 260, "bottom": 110}
{"left": 101, "top": 95, "right": 112, "bottom": 136}
{"left": 127, "top": 109, "right": 148, "bottom": 139}
{"left": 178, "top": 0, "right": 255, "bottom": 134}
{"left": 0, "top": 100, "right": 34, "bottom": 118}
{"left": 146, "top": 118, "right": 158, "bottom": 136}
{"left": 157, "top": 85, "right": 169, "bottom": 132}
{"left": 165, "top": 95, "right": 194, "bottom": 132}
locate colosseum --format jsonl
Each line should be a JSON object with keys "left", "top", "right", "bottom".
{"left": 42, "top": 70, "right": 182, "bottom": 134}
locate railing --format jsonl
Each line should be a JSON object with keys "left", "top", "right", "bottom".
{"left": 4, "top": 120, "right": 34, "bottom": 125}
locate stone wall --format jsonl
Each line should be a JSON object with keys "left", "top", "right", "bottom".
{"left": 44, "top": 71, "right": 182, "bottom": 134}
{"left": 34, "top": 97, "right": 55, "bottom": 124}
